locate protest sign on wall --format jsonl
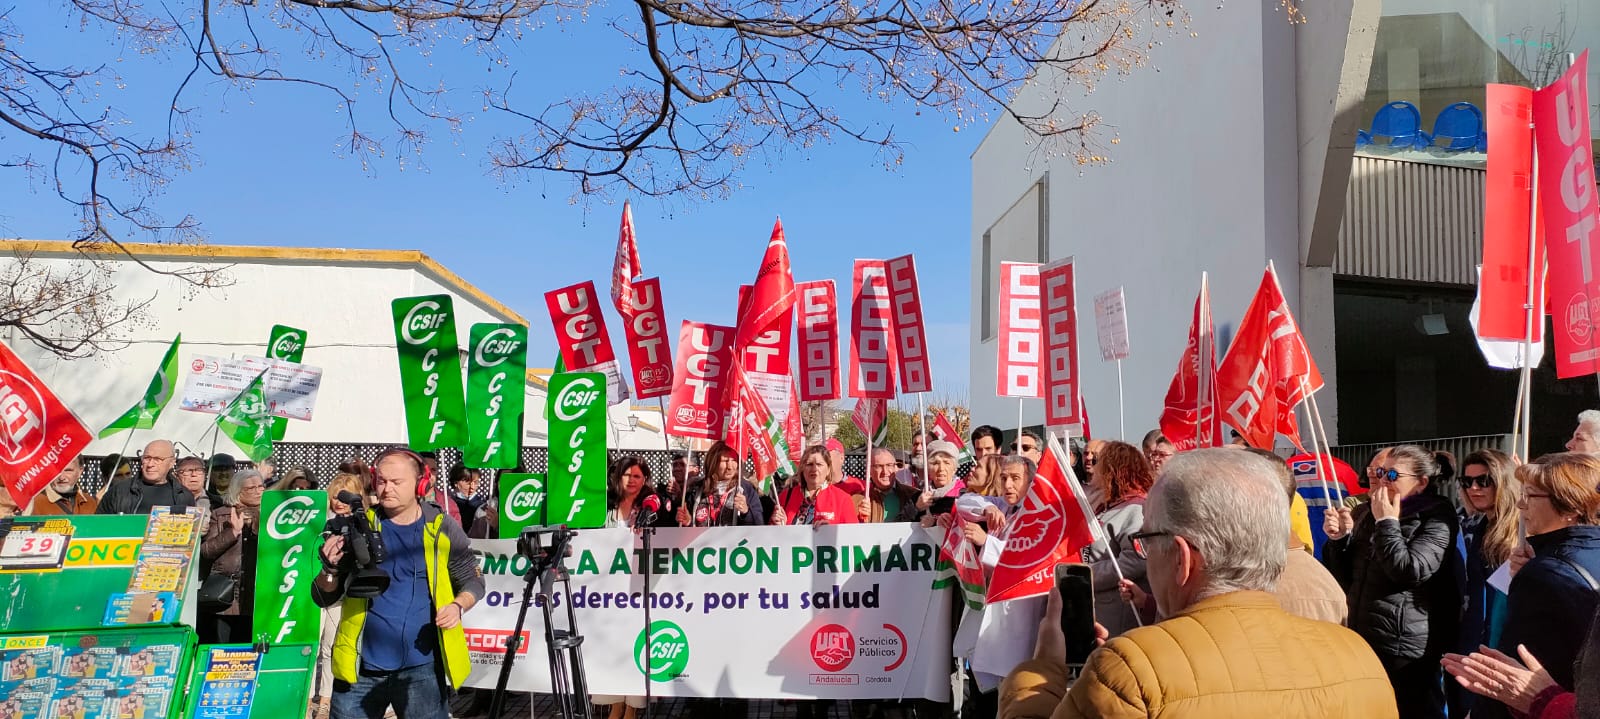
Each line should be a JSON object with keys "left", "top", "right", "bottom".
{"left": 460, "top": 525, "right": 952, "bottom": 700}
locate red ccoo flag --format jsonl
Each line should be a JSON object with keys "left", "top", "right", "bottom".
{"left": 1216, "top": 267, "right": 1324, "bottom": 451}
{"left": 611, "top": 201, "right": 645, "bottom": 323}
{"left": 734, "top": 219, "right": 796, "bottom": 353}
{"left": 930, "top": 409, "right": 966, "bottom": 453}
{"left": 987, "top": 433, "right": 1099, "bottom": 603}
{"left": 1159, "top": 274, "right": 1221, "bottom": 451}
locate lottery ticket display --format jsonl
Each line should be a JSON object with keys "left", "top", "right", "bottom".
{"left": 0, "top": 629, "right": 188, "bottom": 719}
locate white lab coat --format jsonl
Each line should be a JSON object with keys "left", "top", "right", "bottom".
{"left": 951, "top": 504, "right": 1047, "bottom": 693}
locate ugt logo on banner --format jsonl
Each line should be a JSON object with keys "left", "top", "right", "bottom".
{"left": 255, "top": 490, "right": 327, "bottom": 644}
{"left": 0, "top": 341, "right": 92, "bottom": 506}
{"left": 546, "top": 373, "right": 607, "bottom": 529}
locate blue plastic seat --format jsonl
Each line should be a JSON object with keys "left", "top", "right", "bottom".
{"left": 1358, "top": 101, "right": 1430, "bottom": 149}
{"left": 1429, "top": 102, "right": 1485, "bottom": 151}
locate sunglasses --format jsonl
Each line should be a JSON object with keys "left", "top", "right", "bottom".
{"left": 1461, "top": 473, "right": 1496, "bottom": 489}
{"left": 1376, "top": 469, "right": 1419, "bottom": 483}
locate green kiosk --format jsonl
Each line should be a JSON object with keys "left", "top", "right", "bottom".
{"left": 0, "top": 507, "right": 318, "bottom": 718}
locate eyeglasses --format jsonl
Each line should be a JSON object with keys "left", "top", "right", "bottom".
{"left": 139, "top": 455, "right": 172, "bottom": 463}
{"left": 1365, "top": 466, "right": 1387, "bottom": 478}
{"left": 1130, "top": 529, "right": 1172, "bottom": 542}
{"left": 1083, "top": 459, "right": 1097, "bottom": 468}
{"left": 1461, "top": 473, "right": 1496, "bottom": 489}
{"left": 1377, "top": 469, "right": 1419, "bottom": 483}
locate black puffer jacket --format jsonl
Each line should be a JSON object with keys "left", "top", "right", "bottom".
{"left": 1323, "top": 493, "right": 1461, "bottom": 668}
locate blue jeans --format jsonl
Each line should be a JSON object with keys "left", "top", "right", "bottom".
{"left": 331, "top": 664, "right": 448, "bottom": 719}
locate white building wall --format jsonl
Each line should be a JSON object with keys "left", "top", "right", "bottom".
{"left": 969, "top": 2, "right": 1308, "bottom": 443}
{"left": 9, "top": 249, "right": 519, "bottom": 456}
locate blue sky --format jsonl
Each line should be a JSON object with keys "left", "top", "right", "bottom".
{"left": 0, "top": 4, "right": 980, "bottom": 402}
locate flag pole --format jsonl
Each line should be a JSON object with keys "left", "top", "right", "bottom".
{"left": 1198, "top": 272, "right": 1211, "bottom": 446}
{"left": 917, "top": 393, "right": 930, "bottom": 494}
{"left": 1055, "top": 428, "right": 1142, "bottom": 627}
{"left": 1115, "top": 359, "right": 1126, "bottom": 441}
{"left": 656, "top": 398, "right": 671, "bottom": 452}
{"left": 864, "top": 400, "right": 874, "bottom": 490}
{"left": 1017, "top": 398, "right": 1025, "bottom": 458}
{"left": 1297, "top": 380, "right": 1335, "bottom": 506}
{"left": 1307, "top": 391, "right": 1339, "bottom": 507}
{"left": 99, "top": 430, "right": 139, "bottom": 500}
{"left": 1519, "top": 121, "right": 1540, "bottom": 462}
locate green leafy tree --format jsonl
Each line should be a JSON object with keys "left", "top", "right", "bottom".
{"left": 832, "top": 407, "right": 918, "bottom": 450}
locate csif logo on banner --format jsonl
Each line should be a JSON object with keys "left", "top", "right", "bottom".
{"left": 635, "top": 620, "right": 691, "bottom": 682}
{"left": 545, "top": 373, "right": 606, "bottom": 528}
{"left": 466, "top": 324, "right": 528, "bottom": 469}
{"left": 256, "top": 491, "right": 326, "bottom": 645}
{"left": 391, "top": 296, "right": 467, "bottom": 449}
{"left": 497, "top": 473, "right": 547, "bottom": 538}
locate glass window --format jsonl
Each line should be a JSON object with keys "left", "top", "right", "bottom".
{"left": 1357, "top": 1, "right": 1599, "bottom": 167}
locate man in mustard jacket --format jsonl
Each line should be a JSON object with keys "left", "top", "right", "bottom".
{"left": 1000, "top": 449, "right": 1398, "bottom": 719}
{"left": 315, "top": 448, "right": 485, "bottom": 719}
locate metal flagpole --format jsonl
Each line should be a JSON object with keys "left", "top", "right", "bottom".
{"left": 1511, "top": 368, "right": 1528, "bottom": 456}
{"left": 1304, "top": 387, "right": 1339, "bottom": 504}
{"left": 656, "top": 398, "right": 671, "bottom": 451}
{"left": 918, "top": 393, "right": 930, "bottom": 494}
{"left": 1298, "top": 378, "right": 1334, "bottom": 504}
{"left": 1057, "top": 427, "right": 1142, "bottom": 627}
{"left": 1017, "top": 398, "right": 1025, "bottom": 456}
{"left": 1198, "top": 272, "right": 1212, "bottom": 446}
{"left": 1116, "top": 359, "right": 1126, "bottom": 440}
{"left": 864, "top": 401, "right": 874, "bottom": 491}
{"left": 1518, "top": 109, "right": 1541, "bottom": 462}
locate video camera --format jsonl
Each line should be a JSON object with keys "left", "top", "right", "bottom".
{"left": 517, "top": 526, "right": 577, "bottom": 577}
{"left": 324, "top": 491, "right": 391, "bottom": 599}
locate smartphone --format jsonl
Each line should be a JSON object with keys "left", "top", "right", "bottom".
{"left": 1055, "top": 563, "right": 1096, "bottom": 666}
{"left": 929, "top": 496, "right": 957, "bottom": 516}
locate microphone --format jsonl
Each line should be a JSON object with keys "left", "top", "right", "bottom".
{"left": 640, "top": 494, "right": 662, "bottom": 526}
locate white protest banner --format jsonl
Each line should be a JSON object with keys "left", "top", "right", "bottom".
{"left": 179, "top": 355, "right": 323, "bottom": 420}
{"left": 462, "top": 525, "right": 952, "bottom": 700}
{"left": 1092, "top": 287, "right": 1130, "bottom": 362}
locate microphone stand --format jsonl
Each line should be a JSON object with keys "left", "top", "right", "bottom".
{"left": 638, "top": 500, "right": 658, "bottom": 719}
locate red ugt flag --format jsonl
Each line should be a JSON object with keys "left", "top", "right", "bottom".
{"left": 987, "top": 435, "right": 1098, "bottom": 603}
{"left": 1533, "top": 51, "right": 1600, "bottom": 378}
{"left": 1216, "top": 267, "right": 1323, "bottom": 451}
{"left": 0, "top": 341, "right": 93, "bottom": 507}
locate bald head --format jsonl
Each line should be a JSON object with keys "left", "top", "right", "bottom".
{"left": 139, "top": 440, "right": 176, "bottom": 484}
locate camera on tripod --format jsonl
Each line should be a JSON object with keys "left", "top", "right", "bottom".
{"left": 324, "top": 491, "right": 391, "bottom": 599}
{"left": 517, "top": 526, "right": 577, "bottom": 576}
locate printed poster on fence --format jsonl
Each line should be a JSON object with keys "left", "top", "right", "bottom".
{"left": 179, "top": 355, "right": 323, "bottom": 420}
{"left": 460, "top": 525, "right": 952, "bottom": 700}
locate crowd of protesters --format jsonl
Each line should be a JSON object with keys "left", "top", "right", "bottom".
{"left": 3, "top": 407, "right": 1597, "bottom": 719}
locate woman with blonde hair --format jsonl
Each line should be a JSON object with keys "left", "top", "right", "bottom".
{"left": 963, "top": 454, "right": 1005, "bottom": 497}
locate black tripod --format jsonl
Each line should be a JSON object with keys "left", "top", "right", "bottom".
{"left": 489, "top": 527, "right": 590, "bottom": 719}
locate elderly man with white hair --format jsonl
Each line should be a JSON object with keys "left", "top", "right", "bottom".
{"left": 1000, "top": 449, "right": 1398, "bottom": 719}
{"left": 1565, "top": 410, "right": 1600, "bottom": 454}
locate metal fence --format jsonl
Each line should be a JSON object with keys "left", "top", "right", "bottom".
{"left": 1324, "top": 434, "right": 1514, "bottom": 468}
{"left": 79, "top": 443, "right": 874, "bottom": 497}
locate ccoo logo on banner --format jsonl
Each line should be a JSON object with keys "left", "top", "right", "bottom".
{"left": 0, "top": 342, "right": 92, "bottom": 506}
{"left": 545, "top": 373, "right": 606, "bottom": 528}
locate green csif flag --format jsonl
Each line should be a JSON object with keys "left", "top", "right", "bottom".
{"left": 465, "top": 323, "right": 528, "bottom": 469}
{"left": 545, "top": 372, "right": 607, "bottom": 528}
{"left": 255, "top": 490, "right": 326, "bottom": 644}
{"left": 99, "top": 334, "right": 183, "bottom": 438}
{"left": 391, "top": 295, "right": 467, "bottom": 450}
{"left": 265, "top": 324, "right": 307, "bottom": 442}
{"left": 217, "top": 370, "right": 274, "bottom": 462}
